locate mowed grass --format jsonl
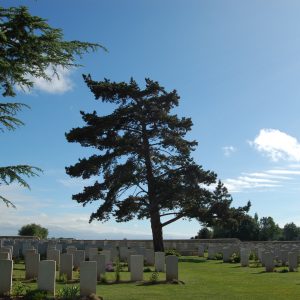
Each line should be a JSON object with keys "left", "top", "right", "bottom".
{"left": 12, "top": 257, "right": 300, "bottom": 300}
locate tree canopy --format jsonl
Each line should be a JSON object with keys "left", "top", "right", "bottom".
{"left": 18, "top": 223, "right": 48, "bottom": 239}
{"left": 0, "top": 5, "right": 104, "bottom": 208}
{"left": 0, "top": 5, "right": 104, "bottom": 97}
{"left": 66, "top": 76, "right": 250, "bottom": 251}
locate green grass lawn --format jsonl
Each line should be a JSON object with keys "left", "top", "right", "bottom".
{"left": 12, "top": 257, "right": 300, "bottom": 300}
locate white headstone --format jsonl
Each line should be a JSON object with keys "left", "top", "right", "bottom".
{"left": 240, "top": 248, "right": 250, "bottom": 267}
{"left": 155, "top": 252, "right": 165, "bottom": 272}
{"left": 0, "top": 259, "right": 13, "bottom": 295}
{"left": 101, "top": 250, "right": 111, "bottom": 265}
{"left": 166, "top": 255, "right": 178, "bottom": 281}
{"left": 120, "top": 246, "right": 129, "bottom": 262}
{"left": 74, "top": 250, "right": 85, "bottom": 269}
{"left": 130, "top": 255, "right": 144, "bottom": 281}
{"left": 198, "top": 245, "right": 205, "bottom": 257}
{"left": 25, "top": 253, "right": 40, "bottom": 279}
{"left": 0, "top": 252, "right": 9, "bottom": 260}
{"left": 263, "top": 252, "right": 274, "bottom": 272}
{"left": 80, "top": 261, "right": 97, "bottom": 296}
{"left": 88, "top": 248, "right": 98, "bottom": 261}
{"left": 37, "top": 260, "right": 56, "bottom": 295}
{"left": 145, "top": 249, "right": 155, "bottom": 265}
{"left": 95, "top": 254, "right": 106, "bottom": 280}
{"left": 60, "top": 253, "right": 73, "bottom": 280}
{"left": 288, "top": 252, "right": 298, "bottom": 272}
{"left": 47, "top": 249, "right": 60, "bottom": 270}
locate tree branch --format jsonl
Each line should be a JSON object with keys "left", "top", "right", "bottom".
{"left": 161, "top": 213, "right": 184, "bottom": 227}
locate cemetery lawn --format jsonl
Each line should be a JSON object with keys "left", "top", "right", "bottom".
{"left": 13, "top": 257, "right": 300, "bottom": 300}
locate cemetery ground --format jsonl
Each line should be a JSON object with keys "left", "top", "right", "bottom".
{"left": 6, "top": 256, "right": 300, "bottom": 300}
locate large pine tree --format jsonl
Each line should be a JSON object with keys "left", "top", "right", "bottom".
{"left": 66, "top": 76, "right": 248, "bottom": 251}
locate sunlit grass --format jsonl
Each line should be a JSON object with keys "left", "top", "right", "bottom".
{"left": 12, "top": 257, "right": 300, "bottom": 299}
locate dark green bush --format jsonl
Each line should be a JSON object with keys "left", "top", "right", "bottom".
{"left": 165, "top": 249, "right": 181, "bottom": 257}
{"left": 231, "top": 253, "right": 240, "bottom": 263}
{"left": 23, "top": 289, "right": 49, "bottom": 300}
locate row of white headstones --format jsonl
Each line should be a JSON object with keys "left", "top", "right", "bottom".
{"left": 0, "top": 246, "right": 178, "bottom": 297}
{"left": 199, "top": 244, "right": 299, "bottom": 272}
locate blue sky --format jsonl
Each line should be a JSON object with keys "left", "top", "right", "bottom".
{"left": 2, "top": 0, "right": 300, "bottom": 239}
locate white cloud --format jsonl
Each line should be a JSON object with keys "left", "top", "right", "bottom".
{"left": 250, "top": 129, "right": 300, "bottom": 162}
{"left": 266, "top": 169, "right": 300, "bottom": 175}
{"left": 222, "top": 146, "right": 237, "bottom": 157}
{"left": 243, "top": 172, "right": 291, "bottom": 180}
{"left": 223, "top": 165, "right": 300, "bottom": 193}
{"left": 224, "top": 176, "right": 281, "bottom": 193}
{"left": 17, "top": 66, "right": 74, "bottom": 94}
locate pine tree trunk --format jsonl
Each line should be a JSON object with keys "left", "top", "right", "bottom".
{"left": 150, "top": 210, "right": 164, "bottom": 252}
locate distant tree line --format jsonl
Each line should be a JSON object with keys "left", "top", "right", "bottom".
{"left": 192, "top": 214, "right": 300, "bottom": 241}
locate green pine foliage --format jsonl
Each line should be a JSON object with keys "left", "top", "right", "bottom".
{"left": 0, "top": 5, "right": 105, "bottom": 96}
{"left": 0, "top": 5, "right": 104, "bottom": 208}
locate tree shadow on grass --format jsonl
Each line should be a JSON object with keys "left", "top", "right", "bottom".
{"left": 179, "top": 258, "right": 206, "bottom": 263}
{"left": 137, "top": 279, "right": 185, "bottom": 286}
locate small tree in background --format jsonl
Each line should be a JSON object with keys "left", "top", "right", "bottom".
{"left": 195, "top": 227, "right": 213, "bottom": 239}
{"left": 18, "top": 223, "right": 48, "bottom": 239}
{"left": 283, "top": 222, "right": 300, "bottom": 241}
{"left": 259, "top": 216, "right": 282, "bottom": 241}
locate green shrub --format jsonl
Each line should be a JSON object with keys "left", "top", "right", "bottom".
{"left": 231, "top": 253, "right": 240, "bottom": 263}
{"left": 214, "top": 253, "right": 223, "bottom": 260}
{"left": 57, "top": 273, "right": 68, "bottom": 284}
{"left": 249, "top": 252, "right": 258, "bottom": 261}
{"left": 150, "top": 271, "right": 159, "bottom": 283}
{"left": 144, "top": 267, "right": 152, "bottom": 272}
{"left": 12, "top": 281, "right": 30, "bottom": 297}
{"left": 100, "top": 274, "right": 108, "bottom": 283}
{"left": 57, "top": 285, "right": 80, "bottom": 299}
{"left": 114, "top": 257, "right": 121, "bottom": 282}
{"left": 165, "top": 249, "right": 181, "bottom": 257}
{"left": 23, "top": 289, "right": 50, "bottom": 300}
{"left": 277, "top": 268, "right": 289, "bottom": 273}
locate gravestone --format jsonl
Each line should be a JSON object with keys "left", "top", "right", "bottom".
{"left": 60, "top": 253, "right": 73, "bottom": 280}
{"left": 0, "top": 252, "right": 9, "bottom": 260}
{"left": 155, "top": 252, "right": 165, "bottom": 272}
{"left": 47, "top": 249, "right": 60, "bottom": 270}
{"left": 263, "top": 252, "right": 274, "bottom": 272}
{"left": 207, "top": 245, "right": 216, "bottom": 259}
{"left": 145, "top": 249, "right": 155, "bottom": 265}
{"left": 280, "top": 250, "right": 289, "bottom": 266}
{"left": 222, "top": 247, "right": 231, "bottom": 263}
{"left": 101, "top": 250, "right": 111, "bottom": 264}
{"left": 0, "top": 247, "right": 12, "bottom": 260}
{"left": 24, "top": 249, "right": 37, "bottom": 266}
{"left": 198, "top": 245, "right": 205, "bottom": 257}
{"left": 240, "top": 248, "right": 250, "bottom": 267}
{"left": 25, "top": 253, "right": 40, "bottom": 279}
{"left": 166, "top": 255, "right": 178, "bottom": 281}
{"left": 74, "top": 250, "right": 85, "bottom": 269}
{"left": 80, "top": 261, "right": 97, "bottom": 296}
{"left": 37, "top": 260, "right": 56, "bottom": 295}
{"left": 88, "top": 248, "right": 98, "bottom": 261}
{"left": 21, "top": 242, "right": 32, "bottom": 255}
{"left": 120, "top": 246, "right": 129, "bottom": 262}
{"left": 0, "top": 259, "right": 13, "bottom": 295}
{"left": 288, "top": 252, "right": 298, "bottom": 272}
{"left": 130, "top": 255, "right": 144, "bottom": 281}
{"left": 94, "top": 254, "right": 106, "bottom": 280}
